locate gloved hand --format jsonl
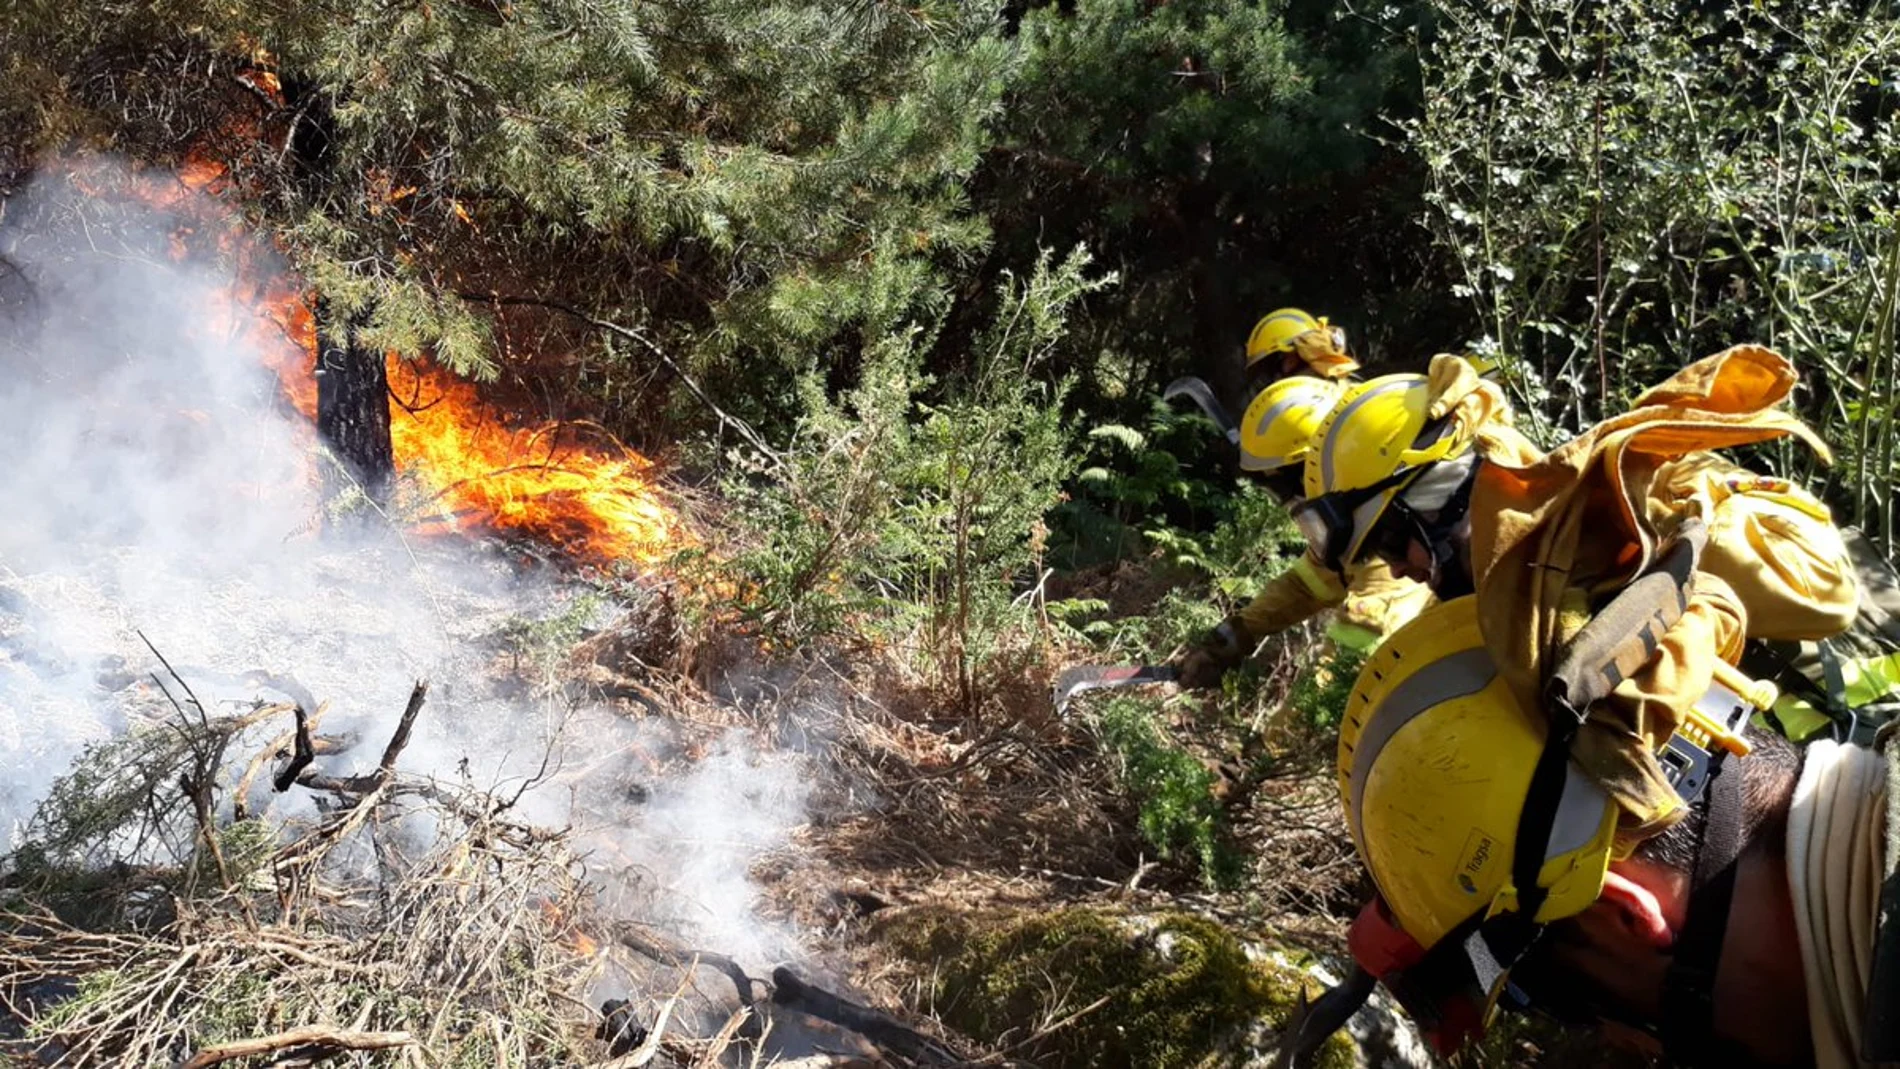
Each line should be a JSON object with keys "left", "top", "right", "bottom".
{"left": 1173, "top": 618, "right": 1251, "bottom": 690}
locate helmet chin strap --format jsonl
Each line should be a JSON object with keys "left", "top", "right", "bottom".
{"left": 1658, "top": 751, "right": 1748, "bottom": 1064}
{"left": 1393, "top": 459, "right": 1479, "bottom": 597}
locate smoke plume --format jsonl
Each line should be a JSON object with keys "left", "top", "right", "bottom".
{"left": 0, "top": 159, "right": 808, "bottom": 969}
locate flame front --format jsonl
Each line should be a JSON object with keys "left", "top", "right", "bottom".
{"left": 385, "top": 358, "right": 681, "bottom": 565}
{"left": 62, "top": 149, "right": 684, "bottom": 566}
{"left": 153, "top": 163, "right": 683, "bottom": 565}
{"left": 260, "top": 329, "right": 684, "bottom": 566}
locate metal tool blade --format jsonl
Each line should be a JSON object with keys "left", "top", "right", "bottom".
{"left": 1052, "top": 663, "right": 1178, "bottom": 712}
{"left": 1162, "top": 377, "right": 1240, "bottom": 445}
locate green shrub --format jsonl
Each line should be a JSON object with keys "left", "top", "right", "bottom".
{"left": 1093, "top": 695, "right": 1240, "bottom": 888}
{"left": 721, "top": 248, "right": 1109, "bottom": 711}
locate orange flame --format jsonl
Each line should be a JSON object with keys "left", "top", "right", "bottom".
{"left": 61, "top": 151, "right": 685, "bottom": 567}
{"left": 252, "top": 320, "right": 685, "bottom": 566}
{"left": 385, "top": 357, "right": 682, "bottom": 565}
{"left": 536, "top": 899, "right": 602, "bottom": 957}
{"left": 248, "top": 301, "right": 683, "bottom": 566}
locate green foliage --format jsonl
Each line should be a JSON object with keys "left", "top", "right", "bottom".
{"left": 880, "top": 905, "right": 1353, "bottom": 1069}
{"left": 723, "top": 248, "right": 1106, "bottom": 707}
{"left": 1093, "top": 695, "right": 1239, "bottom": 888}
{"left": 1404, "top": 0, "right": 1900, "bottom": 543}
{"left": 26, "top": 723, "right": 200, "bottom": 873}
{"left": 498, "top": 591, "right": 604, "bottom": 685}
{"left": 1289, "top": 642, "right": 1365, "bottom": 732}
{"left": 1055, "top": 396, "right": 1235, "bottom": 568}
{"left": 980, "top": 0, "right": 1437, "bottom": 416}
{"left": 1053, "top": 465, "right": 1304, "bottom": 663}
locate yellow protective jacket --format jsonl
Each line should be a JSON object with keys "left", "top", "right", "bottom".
{"left": 1230, "top": 353, "right": 1530, "bottom": 649}
{"left": 1466, "top": 344, "right": 1859, "bottom": 846}
{"left": 1232, "top": 553, "right": 1433, "bottom": 651}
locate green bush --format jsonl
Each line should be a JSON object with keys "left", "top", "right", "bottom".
{"left": 1404, "top": 0, "right": 1900, "bottom": 544}
{"left": 1093, "top": 695, "right": 1240, "bottom": 888}
{"left": 723, "top": 248, "right": 1109, "bottom": 710}
{"left": 1290, "top": 642, "right": 1366, "bottom": 732}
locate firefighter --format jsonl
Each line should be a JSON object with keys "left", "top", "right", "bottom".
{"left": 1169, "top": 309, "right": 1434, "bottom": 689}
{"left": 1243, "top": 308, "right": 1360, "bottom": 389}
{"left": 1330, "top": 593, "right": 1898, "bottom": 1068}
{"left": 1172, "top": 373, "right": 1432, "bottom": 687}
{"left": 1290, "top": 344, "right": 1859, "bottom": 844}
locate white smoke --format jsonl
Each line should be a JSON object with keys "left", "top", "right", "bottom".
{"left": 0, "top": 160, "right": 812, "bottom": 970}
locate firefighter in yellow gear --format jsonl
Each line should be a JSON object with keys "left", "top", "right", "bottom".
{"left": 1329, "top": 594, "right": 1896, "bottom": 1067}
{"left": 1292, "top": 344, "right": 1858, "bottom": 847}
{"left": 1244, "top": 307, "right": 1361, "bottom": 386}
{"left": 1171, "top": 371, "right": 1432, "bottom": 688}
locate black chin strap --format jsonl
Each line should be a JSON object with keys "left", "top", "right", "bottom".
{"left": 1658, "top": 754, "right": 1747, "bottom": 1063}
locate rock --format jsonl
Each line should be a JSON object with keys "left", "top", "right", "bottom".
{"left": 874, "top": 905, "right": 1432, "bottom": 1069}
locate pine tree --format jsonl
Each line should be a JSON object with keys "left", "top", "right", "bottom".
{"left": 0, "top": 0, "right": 1016, "bottom": 446}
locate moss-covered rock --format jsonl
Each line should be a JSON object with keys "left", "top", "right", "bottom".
{"left": 876, "top": 905, "right": 1362, "bottom": 1069}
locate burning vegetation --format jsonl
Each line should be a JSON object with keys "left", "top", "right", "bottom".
{"left": 77, "top": 149, "right": 689, "bottom": 570}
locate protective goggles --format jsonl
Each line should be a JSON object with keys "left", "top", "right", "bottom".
{"left": 1290, "top": 469, "right": 1422, "bottom": 573}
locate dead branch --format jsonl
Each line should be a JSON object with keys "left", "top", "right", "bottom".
{"left": 272, "top": 702, "right": 316, "bottom": 793}
{"left": 234, "top": 702, "right": 327, "bottom": 819}
{"left": 611, "top": 923, "right": 758, "bottom": 1007}
{"left": 379, "top": 680, "right": 428, "bottom": 773}
{"left": 172, "top": 1025, "right": 415, "bottom": 1068}
{"left": 290, "top": 680, "right": 430, "bottom": 796}
{"left": 771, "top": 966, "right": 958, "bottom": 1064}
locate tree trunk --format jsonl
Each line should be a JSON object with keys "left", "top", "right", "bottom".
{"left": 314, "top": 298, "right": 392, "bottom": 506}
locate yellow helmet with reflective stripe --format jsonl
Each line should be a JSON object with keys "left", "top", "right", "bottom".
{"left": 1296, "top": 375, "right": 1474, "bottom": 569}
{"left": 1339, "top": 595, "right": 1618, "bottom": 956}
{"left": 1239, "top": 375, "right": 1345, "bottom": 473}
{"left": 1245, "top": 308, "right": 1360, "bottom": 378}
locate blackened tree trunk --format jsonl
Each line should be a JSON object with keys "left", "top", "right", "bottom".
{"left": 314, "top": 298, "right": 392, "bottom": 506}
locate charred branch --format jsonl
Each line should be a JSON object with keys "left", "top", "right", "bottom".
{"left": 611, "top": 923, "right": 758, "bottom": 1007}
{"left": 771, "top": 965, "right": 959, "bottom": 1065}
{"left": 269, "top": 703, "right": 314, "bottom": 793}
{"left": 314, "top": 298, "right": 393, "bottom": 508}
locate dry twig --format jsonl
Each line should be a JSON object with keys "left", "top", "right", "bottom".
{"left": 172, "top": 1025, "right": 415, "bottom": 1068}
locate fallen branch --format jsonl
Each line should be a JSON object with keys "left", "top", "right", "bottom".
{"left": 171, "top": 1025, "right": 414, "bottom": 1068}
{"left": 613, "top": 924, "right": 758, "bottom": 1007}
{"left": 771, "top": 965, "right": 958, "bottom": 1064}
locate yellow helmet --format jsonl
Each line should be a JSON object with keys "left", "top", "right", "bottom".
{"left": 1294, "top": 375, "right": 1474, "bottom": 571}
{"left": 1339, "top": 596, "right": 1618, "bottom": 953}
{"left": 1337, "top": 588, "right": 1764, "bottom": 1051}
{"left": 1238, "top": 375, "right": 1345, "bottom": 473}
{"left": 1244, "top": 308, "right": 1360, "bottom": 378}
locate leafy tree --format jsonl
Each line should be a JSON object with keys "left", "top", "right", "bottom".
{"left": 1403, "top": 0, "right": 1900, "bottom": 542}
